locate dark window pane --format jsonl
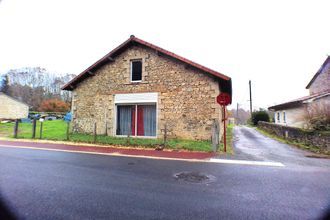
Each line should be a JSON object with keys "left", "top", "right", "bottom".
{"left": 131, "top": 61, "right": 142, "bottom": 81}
{"left": 116, "top": 105, "right": 133, "bottom": 135}
{"left": 142, "top": 105, "right": 156, "bottom": 136}
{"left": 136, "top": 105, "right": 156, "bottom": 137}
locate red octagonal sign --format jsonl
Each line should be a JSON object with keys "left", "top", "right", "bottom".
{"left": 216, "top": 93, "right": 231, "bottom": 106}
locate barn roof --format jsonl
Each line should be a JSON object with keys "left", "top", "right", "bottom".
{"left": 306, "top": 56, "right": 330, "bottom": 89}
{"left": 0, "top": 92, "right": 29, "bottom": 107}
{"left": 61, "top": 35, "right": 232, "bottom": 99}
{"left": 268, "top": 90, "right": 330, "bottom": 111}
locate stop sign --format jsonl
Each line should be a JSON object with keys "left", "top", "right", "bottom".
{"left": 216, "top": 93, "right": 231, "bottom": 106}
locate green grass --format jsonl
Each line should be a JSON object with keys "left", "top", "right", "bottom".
{"left": 0, "top": 120, "right": 212, "bottom": 152}
{"left": 219, "top": 123, "right": 234, "bottom": 154}
{"left": 0, "top": 122, "right": 14, "bottom": 137}
{"left": 256, "top": 127, "right": 329, "bottom": 155}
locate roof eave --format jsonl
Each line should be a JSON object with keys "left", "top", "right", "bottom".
{"left": 306, "top": 56, "right": 330, "bottom": 89}
{"left": 61, "top": 36, "right": 231, "bottom": 91}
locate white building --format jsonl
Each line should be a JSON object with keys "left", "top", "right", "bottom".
{"left": 0, "top": 92, "right": 29, "bottom": 119}
{"left": 269, "top": 56, "right": 330, "bottom": 128}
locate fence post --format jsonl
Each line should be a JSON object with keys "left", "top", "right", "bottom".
{"left": 14, "top": 119, "right": 19, "bottom": 138}
{"left": 163, "top": 123, "right": 167, "bottom": 146}
{"left": 93, "top": 122, "right": 97, "bottom": 143}
{"left": 211, "top": 119, "right": 220, "bottom": 152}
{"left": 40, "top": 121, "right": 43, "bottom": 139}
{"left": 32, "top": 119, "right": 37, "bottom": 139}
{"left": 105, "top": 121, "right": 108, "bottom": 136}
{"left": 66, "top": 122, "right": 70, "bottom": 141}
{"left": 126, "top": 124, "right": 131, "bottom": 145}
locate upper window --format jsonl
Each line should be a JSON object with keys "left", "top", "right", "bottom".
{"left": 277, "top": 112, "right": 280, "bottom": 122}
{"left": 283, "top": 112, "right": 286, "bottom": 123}
{"left": 131, "top": 60, "right": 142, "bottom": 82}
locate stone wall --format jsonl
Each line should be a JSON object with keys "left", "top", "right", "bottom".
{"left": 258, "top": 121, "right": 330, "bottom": 152}
{"left": 71, "top": 45, "right": 225, "bottom": 140}
{"left": 0, "top": 93, "right": 29, "bottom": 119}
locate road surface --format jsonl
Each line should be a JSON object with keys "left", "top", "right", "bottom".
{"left": 0, "top": 142, "right": 329, "bottom": 219}
{"left": 231, "top": 126, "right": 330, "bottom": 168}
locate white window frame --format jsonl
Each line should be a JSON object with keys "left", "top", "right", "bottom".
{"left": 277, "top": 112, "right": 281, "bottom": 123}
{"left": 114, "top": 103, "right": 157, "bottom": 138}
{"left": 130, "top": 59, "right": 142, "bottom": 82}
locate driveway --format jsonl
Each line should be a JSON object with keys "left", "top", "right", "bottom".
{"left": 231, "top": 126, "right": 330, "bottom": 168}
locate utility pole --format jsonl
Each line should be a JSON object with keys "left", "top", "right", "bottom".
{"left": 249, "top": 80, "right": 253, "bottom": 117}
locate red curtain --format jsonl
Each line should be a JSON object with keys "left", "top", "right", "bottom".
{"left": 137, "top": 105, "right": 144, "bottom": 136}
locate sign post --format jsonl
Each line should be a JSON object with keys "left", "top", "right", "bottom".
{"left": 216, "top": 93, "right": 231, "bottom": 153}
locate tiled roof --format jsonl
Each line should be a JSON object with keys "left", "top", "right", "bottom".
{"left": 268, "top": 90, "right": 330, "bottom": 111}
{"left": 0, "top": 92, "right": 29, "bottom": 106}
{"left": 306, "top": 56, "right": 330, "bottom": 89}
{"left": 62, "top": 35, "right": 231, "bottom": 91}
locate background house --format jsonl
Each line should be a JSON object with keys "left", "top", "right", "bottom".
{"left": 0, "top": 92, "right": 29, "bottom": 119}
{"left": 62, "top": 36, "right": 232, "bottom": 140}
{"left": 269, "top": 56, "right": 330, "bottom": 128}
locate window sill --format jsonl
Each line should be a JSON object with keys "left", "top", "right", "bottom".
{"left": 115, "top": 135, "right": 157, "bottom": 139}
{"left": 124, "top": 81, "right": 149, "bottom": 85}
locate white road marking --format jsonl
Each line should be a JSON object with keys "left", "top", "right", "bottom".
{"left": 210, "top": 158, "right": 285, "bottom": 167}
{"left": 0, "top": 144, "right": 285, "bottom": 167}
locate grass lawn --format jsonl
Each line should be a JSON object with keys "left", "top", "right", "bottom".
{"left": 0, "top": 120, "right": 212, "bottom": 152}
{"left": 219, "top": 123, "right": 234, "bottom": 154}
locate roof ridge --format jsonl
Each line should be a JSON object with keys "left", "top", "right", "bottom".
{"left": 268, "top": 90, "right": 330, "bottom": 110}
{"left": 62, "top": 35, "right": 231, "bottom": 90}
{"left": 306, "top": 56, "right": 330, "bottom": 89}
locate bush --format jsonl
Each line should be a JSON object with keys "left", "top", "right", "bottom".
{"left": 303, "top": 101, "right": 330, "bottom": 131}
{"left": 310, "top": 117, "right": 330, "bottom": 131}
{"left": 38, "top": 99, "right": 70, "bottom": 112}
{"left": 251, "top": 110, "right": 270, "bottom": 126}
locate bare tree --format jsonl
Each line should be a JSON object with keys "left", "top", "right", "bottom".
{"left": 303, "top": 99, "right": 330, "bottom": 130}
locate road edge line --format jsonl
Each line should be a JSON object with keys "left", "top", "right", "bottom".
{"left": 209, "top": 158, "right": 285, "bottom": 167}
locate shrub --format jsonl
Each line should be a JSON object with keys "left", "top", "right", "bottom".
{"left": 303, "top": 101, "right": 330, "bottom": 131}
{"left": 251, "top": 110, "right": 270, "bottom": 126}
{"left": 38, "top": 99, "right": 70, "bottom": 112}
{"left": 310, "top": 117, "right": 330, "bottom": 131}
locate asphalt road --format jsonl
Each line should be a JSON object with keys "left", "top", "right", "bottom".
{"left": 0, "top": 144, "right": 330, "bottom": 220}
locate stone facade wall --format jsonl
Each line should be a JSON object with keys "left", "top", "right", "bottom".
{"left": 0, "top": 93, "right": 29, "bottom": 119}
{"left": 258, "top": 121, "right": 330, "bottom": 152}
{"left": 71, "top": 45, "right": 224, "bottom": 140}
{"left": 309, "top": 62, "right": 330, "bottom": 95}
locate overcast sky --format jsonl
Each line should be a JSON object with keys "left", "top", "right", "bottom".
{"left": 0, "top": 0, "right": 329, "bottom": 110}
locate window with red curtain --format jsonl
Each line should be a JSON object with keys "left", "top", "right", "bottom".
{"left": 116, "top": 104, "right": 156, "bottom": 137}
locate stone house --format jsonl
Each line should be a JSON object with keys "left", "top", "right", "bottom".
{"left": 62, "top": 35, "right": 232, "bottom": 140}
{"left": 269, "top": 56, "right": 330, "bottom": 128}
{"left": 0, "top": 92, "right": 29, "bottom": 119}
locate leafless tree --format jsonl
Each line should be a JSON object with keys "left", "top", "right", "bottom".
{"left": 303, "top": 99, "right": 330, "bottom": 130}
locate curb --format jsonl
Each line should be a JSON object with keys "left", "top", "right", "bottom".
{"left": 0, "top": 140, "right": 215, "bottom": 160}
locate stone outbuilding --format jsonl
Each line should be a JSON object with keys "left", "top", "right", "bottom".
{"left": 0, "top": 92, "right": 29, "bottom": 119}
{"left": 269, "top": 56, "right": 330, "bottom": 128}
{"left": 62, "top": 35, "right": 232, "bottom": 140}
